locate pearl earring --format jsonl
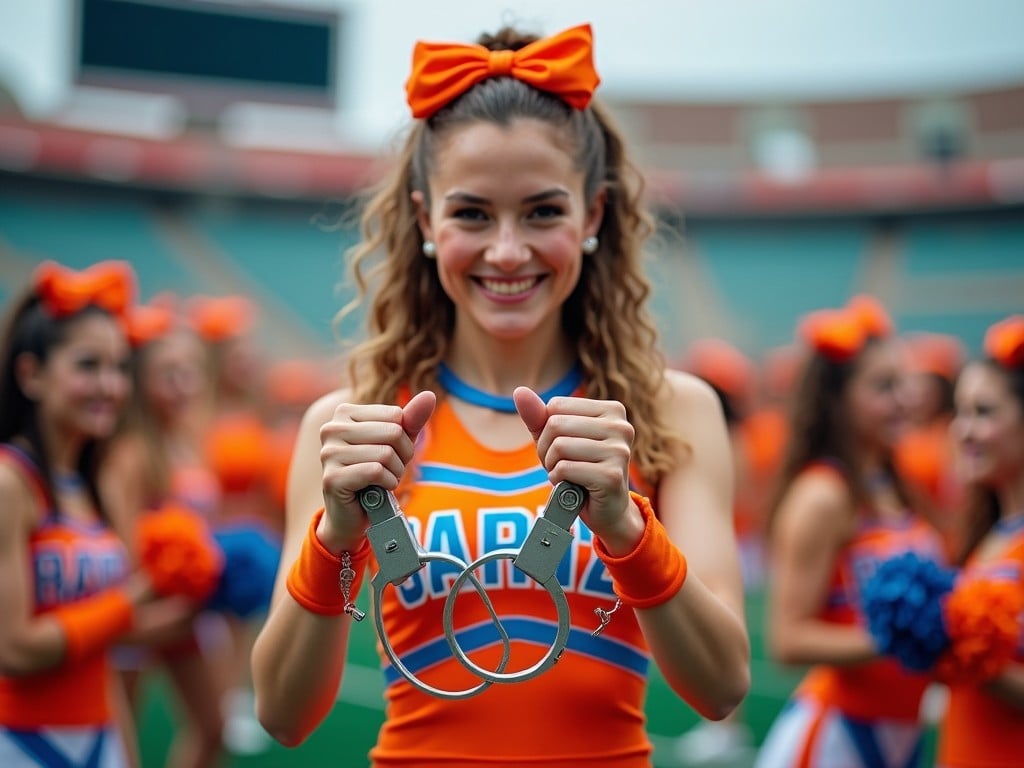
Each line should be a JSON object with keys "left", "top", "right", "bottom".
{"left": 582, "top": 236, "right": 599, "bottom": 255}
{"left": 422, "top": 240, "right": 437, "bottom": 258}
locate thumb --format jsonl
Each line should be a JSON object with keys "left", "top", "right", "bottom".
{"left": 402, "top": 390, "right": 436, "bottom": 440}
{"left": 513, "top": 386, "right": 548, "bottom": 441}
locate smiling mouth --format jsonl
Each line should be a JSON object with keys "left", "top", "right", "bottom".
{"left": 475, "top": 276, "right": 544, "bottom": 296}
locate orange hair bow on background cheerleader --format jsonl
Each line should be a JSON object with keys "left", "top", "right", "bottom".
{"left": 798, "top": 293, "right": 893, "bottom": 363}
{"left": 33, "top": 260, "right": 136, "bottom": 319}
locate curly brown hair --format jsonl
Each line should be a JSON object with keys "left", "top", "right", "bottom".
{"left": 337, "top": 25, "right": 679, "bottom": 483}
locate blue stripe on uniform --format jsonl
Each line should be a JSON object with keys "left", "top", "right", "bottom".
{"left": 5, "top": 728, "right": 106, "bottom": 768}
{"left": 417, "top": 464, "right": 551, "bottom": 495}
{"left": 381, "top": 617, "right": 649, "bottom": 686}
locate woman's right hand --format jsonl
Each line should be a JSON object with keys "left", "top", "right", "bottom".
{"left": 316, "top": 390, "right": 436, "bottom": 553}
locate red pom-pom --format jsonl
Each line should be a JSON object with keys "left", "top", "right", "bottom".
{"left": 936, "top": 577, "right": 1023, "bottom": 685}
{"left": 136, "top": 503, "right": 224, "bottom": 601}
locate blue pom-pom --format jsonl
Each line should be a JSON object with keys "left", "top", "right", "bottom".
{"left": 207, "top": 523, "right": 282, "bottom": 618}
{"left": 860, "top": 551, "right": 955, "bottom": 671}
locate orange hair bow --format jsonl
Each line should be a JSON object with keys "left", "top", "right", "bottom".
{"left": 33, "top": 260, "right": 136, "bottom": 320}
{"left": 984, "top": 315, "right": 1024, "bottom": 370}
{"left": 685, "top": 338, "right": 754, "bottom": 401}
{"left": 185, "top": 295, "right": 256, "bottom": 343}
{"left": 799, "top": 308, "right": 865, "bottom": 363}
{"left": 799, "top": 295, "right": 893, "bottom": 363}
{"left": 847, "top": 294, "right": 893, "bottom": 339}
{"left": 405, "top": 23, "right": 600, "bottom": 119}
{"left": 125, "top": 293, "right": 178, "bottom": 348}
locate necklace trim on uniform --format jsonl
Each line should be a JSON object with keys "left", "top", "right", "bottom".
{"left": 54, "top": 471, "right": 86, "bottom": 494}
{"left": 438, "top": 362, "right": 582, "bottom": 413}
{"left": 995, "top": 514, "right": 1024, "bottom": 536}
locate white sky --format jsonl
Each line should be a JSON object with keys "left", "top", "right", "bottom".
{"left": 2, "top": 0, "right": 1024, "bottom": 151}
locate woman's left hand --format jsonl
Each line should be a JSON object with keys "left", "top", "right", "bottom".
{"left": 513, "top": 386, "right": 639, "bottom": 546}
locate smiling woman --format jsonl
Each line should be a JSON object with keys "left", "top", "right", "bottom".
{"left": 251, "top": 21, "right": 750, "bottom": 768}
{"left": 0, "top": 261, "right": 170, "bottom": 768}
{"left": 412, "top": 119, "right": 600, "bottom": 343}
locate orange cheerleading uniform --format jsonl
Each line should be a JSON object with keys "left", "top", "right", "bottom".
{"left": 756, "top": 463, "right": 946, "bottom": 768}
{"left": 0, "top": 444, "right": 132, "bottom": 765}
{"left": 937, "top": 524, "right": 1024, "bottom": 768}
{"left": 369, "top": 398, "right": 656, "bottom": 767}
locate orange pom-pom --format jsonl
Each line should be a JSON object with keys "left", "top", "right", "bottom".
{"left": 186, "top": 295, "right": 256, "bottom": 343}
{"left": 136, "top": 503, "right": 224, "bottom": 601}
{"left": 936, "top": 577, "right": 1023, "bottom": 685}
{"left": 204, "top": 414, "right": 273, "bottom": 493}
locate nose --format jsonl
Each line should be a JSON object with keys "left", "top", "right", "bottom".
{"left": 484, "top": 221, "right": 530, "bottom": 271}
{"left": 950, "top": 414, "right": 971, "bottom": 445}
{"left": 100, "top": 364, "right": 129, "bottom": 401}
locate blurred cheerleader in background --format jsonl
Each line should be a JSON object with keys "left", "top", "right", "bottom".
{"left": 186, "top": 295, "right": 277, "bottom": 529}
{"left": 185, "top": 294, "right": 281, "bottom": 756}
{"left": 936, "top": 315, "right": 1024, "bottom": 768}
{"left": 755, "top": 295, "right": 946, "bottom": 768}
{"left": 0, "top": 262, "right": 194, "bottom": 768}
{"left": 101, "top": 295, "right": 227, "bottom": 768}
{"left": 895, "top": 331, "right": 967, "bottom": 555}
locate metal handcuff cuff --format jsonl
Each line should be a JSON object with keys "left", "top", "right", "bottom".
{"left": 351, "top": 481, "right": 588, "bottom": 700}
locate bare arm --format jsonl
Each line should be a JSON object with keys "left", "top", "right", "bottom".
{"left": 0, "top": 464, "right": 69, "bottom": 674}
{"left": 514, "top": 373, "right": 750, "bottom": 720}
{"left": 251, "top": 389, "right": 435, "bottom": 746}
{"left": 767, "top": 467, "right": 878, "bottom": 667}
{"left": 250, "top": 391, "right": 353, "bottom": 745}
{"left": 628, "top": 373, "right": 750, "bottom": 720}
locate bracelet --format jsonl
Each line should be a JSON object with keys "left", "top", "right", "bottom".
{"left": 52, "top": 589, "right": 135, "bottom": 664}
{"left": 286, "top": 508, "right": 370, "bottom": 616}
{"left": 593, "top": 492, "right": 688, "bottom": 609}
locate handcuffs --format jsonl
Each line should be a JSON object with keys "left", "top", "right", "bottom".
{"left": 353, "top": 481, "right": 597, "bottom": 699}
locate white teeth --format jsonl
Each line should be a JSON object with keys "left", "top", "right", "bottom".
{"left": 480, "top": 277, "right": 536, "bottom": 295}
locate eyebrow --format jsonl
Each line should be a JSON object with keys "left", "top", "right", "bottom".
{"left": 443, "top": 188, "right": 570, "bottom": 205}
